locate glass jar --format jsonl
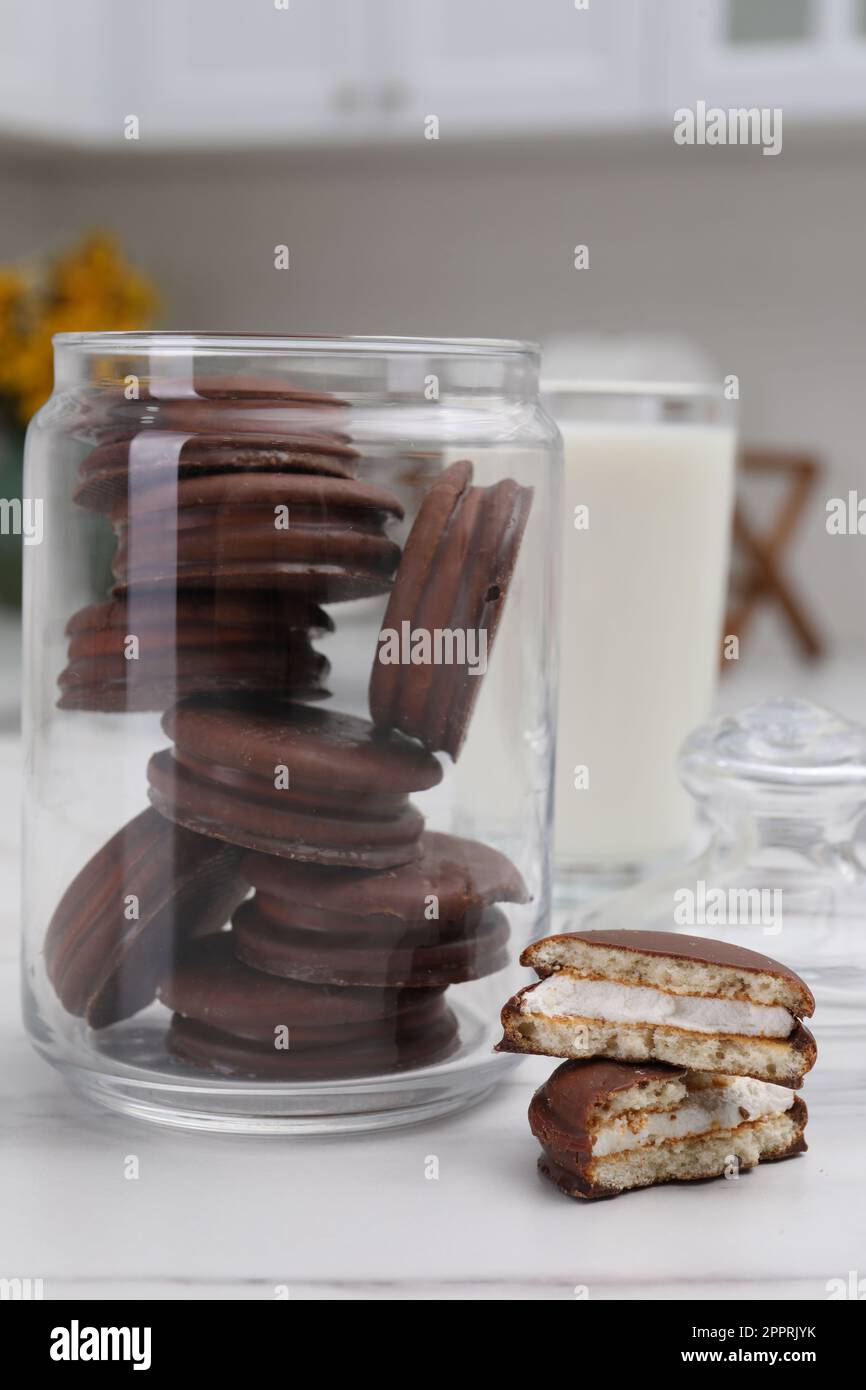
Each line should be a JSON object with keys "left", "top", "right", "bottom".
{"left": 22, "top": 332, "right": 561, "bottom": 1133}
{"left": 572, "top": 698, "right": 866, "bottom": 1096}
{"left": 541, "top": 381, "right": 737, "bottom": 898}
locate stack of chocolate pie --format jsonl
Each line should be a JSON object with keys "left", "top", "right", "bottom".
{"left": 497, "top": 929, "right": 816, "bottom": 1199}
{"left": 47, "top": 379, "right": 534, "bottom": 1081}
{"left": 59, "top": 377, "right": 385, "bottom": 711}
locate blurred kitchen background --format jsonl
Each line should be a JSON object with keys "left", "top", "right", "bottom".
{"left": 1, "top": 0, "right": 866, "bottom": 731}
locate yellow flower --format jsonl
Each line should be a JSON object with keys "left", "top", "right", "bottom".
{"left": 0, "top": 270, "right": 29, "bottom": 395}
{"left": 0, "top": 232, "right": 159, "bottom": 422}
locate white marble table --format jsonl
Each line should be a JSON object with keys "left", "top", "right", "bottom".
{"left": 2, "top": 690, "right": 864, "bottom": 1300}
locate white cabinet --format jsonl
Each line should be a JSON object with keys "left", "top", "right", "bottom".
{"left": 0, "top": 0, "right": 109, "bottom": 142}
{"left": 661, "top": 0, "right": 866, "bottom": 118}
{"left": 115, "top": 0, "right": 370, "bottom": 146}
{"left": 0, "top": 0, "right": 656, "bottom": 149}
{"left": 2, "top": 0, "right": 866, "bottom": 149}
{"left": 107, "top": 0, "right": 650, "bottom": 147}
{"left": 381, "top": 0, "right": 648, "bottom": 136}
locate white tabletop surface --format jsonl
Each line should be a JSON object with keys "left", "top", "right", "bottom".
{"left": 3, "top": 642, "right": 866, "bottom": 1301}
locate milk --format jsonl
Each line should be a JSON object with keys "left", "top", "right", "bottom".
{"left": 554, "top": 418, "right": 736, "bottom": 876}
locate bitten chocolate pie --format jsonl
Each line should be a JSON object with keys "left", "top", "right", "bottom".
{"left": 498, "top": 929, "right": 816, "bottom": 1087}
{"left": 529, "top": 1059, "right": 807, "bottom": 1201}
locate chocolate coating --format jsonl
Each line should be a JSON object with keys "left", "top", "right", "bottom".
{"left": 167, "top": 1007, "right": 459, "bottom": 1080}
{"left": 44, "top": 808, "right": 246, "bottom": 1028}
{"left": 148, "top": 748, "right": 426, "bottom": 868}
{"left": 58, "top": 591, "right": 330, "bottom": 711}
{"left": 158, "top": 932, "right": 444, "bottom": 1038}
{"left": 529, "top": 1058, "right": 687, "bottom": 1157}
{"left": 65, "top": 589, "right": 334, "bottom": 645}
{"left": 234, "top": 829, "right": 526, "bottom": 984}
{"left": 160, "top": 933, "right": 459, "bottom": 1078}
{"left": 233, "top": 897, "right": 511, "bottom": 987}
{"left": 75, "top": 433, "right": 359, "bottom": 515}
{"left": 240, "top": 830, "right": 529, "bottom": 931}
{"left": 162, "top": 695, "right": 442, "bottom": 794}
{"left": 149, "top": 696, "right": 441, "bottom": 868}
{"left": 110, "top": 471, "right": 403, "bottom": 602}
{"left": 369, "top": 460, "right": 533, "bottom": 758}
{"left": 73, "top": 374, "right": 357, "bottom": 512}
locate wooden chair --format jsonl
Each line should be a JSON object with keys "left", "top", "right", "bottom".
{"left": 724, "top": 450, "right": 825, "bottom": 662}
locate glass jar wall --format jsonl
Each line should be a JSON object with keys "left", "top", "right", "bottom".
{"left": 22, "top": 333, "right": 561, "bottom": 1133}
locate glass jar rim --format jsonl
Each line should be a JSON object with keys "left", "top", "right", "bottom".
{"left": 53, "top": 330, "right": 540, "bottom": 360}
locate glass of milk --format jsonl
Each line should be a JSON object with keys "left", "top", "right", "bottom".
{"left": 543, "top": 381, "right": 737, "bottom": 898}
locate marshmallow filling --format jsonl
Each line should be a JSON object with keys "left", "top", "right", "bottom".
{"left": 523, "top": 975, "right": 794, "bottom": 1039}
{"left": 591, "top": 1075, "right": 795, "bottom": 1156}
